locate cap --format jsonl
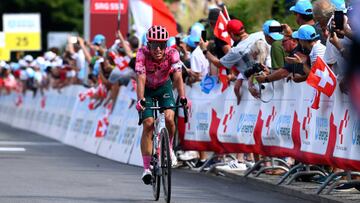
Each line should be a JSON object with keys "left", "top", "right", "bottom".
{"left": 92, "top": 34, "right": 106, "bottom": 45}
{"left": 227, "top": 19, "right": 244, "bottom": 34}
{"left": 262, "top": 20, "right": 284, "bottom": 41}
{"left": 10, "top": 62, "right": 20, "bottom": 71}
{"left": 44, "top": 51, "right": 56, "bottom": 61}
{"left": 182, "top": 35, "right": 200, "bottom": 48}
{"left": 292, "top": 25, "right": 319, "bottom": 40}
{"left": 190, "top": 22, "right": 205, "bottom": 39}
{"left": 330, "top": 0, "right": 347, "bottom": 12}
{"left": 289, "top": 0, "right": 313, "bottom": 15}
{"left": 208, "top": 8, "right": 221, "bottom": 23}
{"left": 24, "top": 55, "right": 34, "bottom": 62}
{"left": 0, "top": 60, "right": 6, "bottom": 68}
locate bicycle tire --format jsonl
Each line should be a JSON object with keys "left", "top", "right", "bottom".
{"left": 152, "top": 145, "right": 160, "bottom": 200}
{"left": 160, "top": 128, "right": 171, "bottom": 203}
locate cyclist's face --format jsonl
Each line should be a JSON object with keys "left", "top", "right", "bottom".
{"left": 148, "top": 41, "right": 166, "bottom": 61}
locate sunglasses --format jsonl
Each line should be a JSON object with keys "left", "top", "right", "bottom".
{"left": 148, "top": 42, "right": 167, "bottom": 50}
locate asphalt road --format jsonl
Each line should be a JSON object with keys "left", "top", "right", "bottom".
{"left": 0, "top": 122, "right": 317, "bottom": 203}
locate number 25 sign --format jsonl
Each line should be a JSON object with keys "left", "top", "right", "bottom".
{"left": 3, "top": 14, "right": 41, "bottom": 51}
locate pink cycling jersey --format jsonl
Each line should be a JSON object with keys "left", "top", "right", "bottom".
{"left": 135, "top": 46, "right": 181, "bottom": 89}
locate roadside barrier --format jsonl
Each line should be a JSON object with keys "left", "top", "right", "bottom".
{"left": 0, "top": 79, "right": 359, "bottom": 175}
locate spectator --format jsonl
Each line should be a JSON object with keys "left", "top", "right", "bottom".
{"left": 256, "top": 35, "right": 306, "bottom": 83}
{"left": 262, "top": 20, "right": 286, "bottom": 71}
{"left": 67, "top": 36, "right": 87, "bottom": 85}
{"left": 183, "top": 24, "right": 209, "bottom": 84}
{"left": 286, "top": 25, "right": 326, "bottom": 72}
{"left": 207, "top": 8, "right": 231, "bottom": 55}
{"left": 312, "top": 0, "right": 335, "bottom": 40}
{"left": 325, "top": 6, "right": 352, "bottom": 93}
{"left": 286, "top": 0, "right": 327, "bottom": 44}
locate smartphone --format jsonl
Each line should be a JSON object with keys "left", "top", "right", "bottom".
{"left": 70, "top": 36, "right": 78, "bottom": 44}
{"left": 175, "top": 37, "right": 180, "bottom": 46}
{"left": 201, "top": 30, "right": 207, "bottom": 42}
{"left": 334, "top": 10, "right": 344, "bottom": 30}
{"left": 269, "top": 26, "right": 283, "bottom": 33}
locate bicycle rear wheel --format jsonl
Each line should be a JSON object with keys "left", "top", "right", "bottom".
{"left": 152, "top": 153, "right": 160, "bottom": 200}
{"left": 160, "top": 128, "right": 171, "bottom": 203}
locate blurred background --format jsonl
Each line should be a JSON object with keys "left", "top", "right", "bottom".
{"left": 0, "top": 0, "right": 299, "bottom": 60}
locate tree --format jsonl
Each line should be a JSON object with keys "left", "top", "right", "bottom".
{"left": 0, "top": 0, "right": 83, "bottom": 52}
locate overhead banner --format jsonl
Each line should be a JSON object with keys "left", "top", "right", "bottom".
{"left": 3, "top": 13, "right": 41, "bottom": 51}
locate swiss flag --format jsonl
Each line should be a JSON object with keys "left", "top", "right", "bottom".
{"left": 218, "top": 66, "right": 229, "bottom": 92}
{"left": 15, "top": 94, "right": 23, "bottom": 107}
{"left": 310, "top": 89, "right": 321, "bottom": 110}
{"left": 214, "top": 11, "right": 231, "bottom": 45}
{"left": 114, "top": 55, "right": 130, "bottom": 71}
{"left": 95, "top": 119, "right": 107, "bottom": 137}
{"left": 130, "top": 0, "right": 178, "bottom": 38}
{"left": 40, "top": 96, "right": 46, "bottom": 109}
{"left": 306, "top": 56, "right": 337, "bottom": 97}
{"left": 222, "top": 5, "right": 231, "bottom": 21}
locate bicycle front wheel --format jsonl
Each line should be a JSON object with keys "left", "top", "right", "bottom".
{"left": 160, "top": 128, "right": 171, "bottom": 203}
{"left": 152, "top": 150, "right": 160, "bottom": 200}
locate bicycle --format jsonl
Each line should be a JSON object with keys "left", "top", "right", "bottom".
{"left": 138, "top": 98, "right": 188, "bottom": 203}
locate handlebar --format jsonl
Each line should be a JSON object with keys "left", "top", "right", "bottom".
{"left": 138, "top": 105, "right": 188, "bottom": 125}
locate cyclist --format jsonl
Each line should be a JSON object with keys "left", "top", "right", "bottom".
{"left": 135, "top": 25, "right": 188, "bottom": 185}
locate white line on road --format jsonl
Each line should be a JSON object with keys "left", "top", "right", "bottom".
{"left": 0, "top": 147, "right": 26, "bottom": 152}
{"left": 0, "top": 141, "right": 62, "bottom": 146}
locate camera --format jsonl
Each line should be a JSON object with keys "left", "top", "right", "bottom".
{"left": 269, "top": 26, "right": 283, "bottom": 33}
{"left": 244, "top": 63, "right": 263, "bottom": 78}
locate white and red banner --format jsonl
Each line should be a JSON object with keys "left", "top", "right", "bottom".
{"left": 130, "top": 0, "right": 178, "bottom": 40}
{"left": 1, "top": 78, "right": 360, "bottom": 171}
{"left": 178, "top": 79, "right": 360, "bottom": 171}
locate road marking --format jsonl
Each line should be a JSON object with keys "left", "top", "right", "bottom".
{"left": 0, "top": 147, "right": 26, "bottom": 152}
{"left": 0, "top": 141, "right": 62, "bottom": 146}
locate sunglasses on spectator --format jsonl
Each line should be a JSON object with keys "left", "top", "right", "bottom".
{"left": 148, "top": 42, "right": 167, "bottom": 50}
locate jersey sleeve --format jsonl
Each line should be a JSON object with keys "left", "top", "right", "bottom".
{"left": 220, "top": 49, "right": 241, "bottom": 69}
{"left": 135, "top": 48, "right": 146, "bottom": 75}
{"left": 169, "top": 48, "right": 182, "bottom": 72}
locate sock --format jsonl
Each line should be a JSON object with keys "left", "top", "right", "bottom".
{"left": 169, "top": 135, "right": 174, "bottom": 150}
{"left": 142, "top": 155, "right": 151, "bottom": 170}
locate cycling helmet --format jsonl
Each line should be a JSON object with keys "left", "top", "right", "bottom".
{"left": 146, "top": 25, "right": 169, "bottom": 42}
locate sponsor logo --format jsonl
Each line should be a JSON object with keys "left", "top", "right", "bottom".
{"left": 315, "top": 117, "right": 329, "bottom": 144}
{"left": 83, "top": 120, "right": 93, "bottom": 135}
{"left": 163, "top": 93, "right": 170, "bottom": 99}
{"left": 120, "top": 127, "right": 137, "bottom": 153}
{"left": 352, "top": 120, "right": 360, "bottom": 146}
{"left": 196, "top": 112, "right": 209, "bottom": 132}
{"left": 275, "top": 115, "right": 292, "bottom": 139}
{"left": 237, "top": 114, "right": 257, "bottom": 135}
